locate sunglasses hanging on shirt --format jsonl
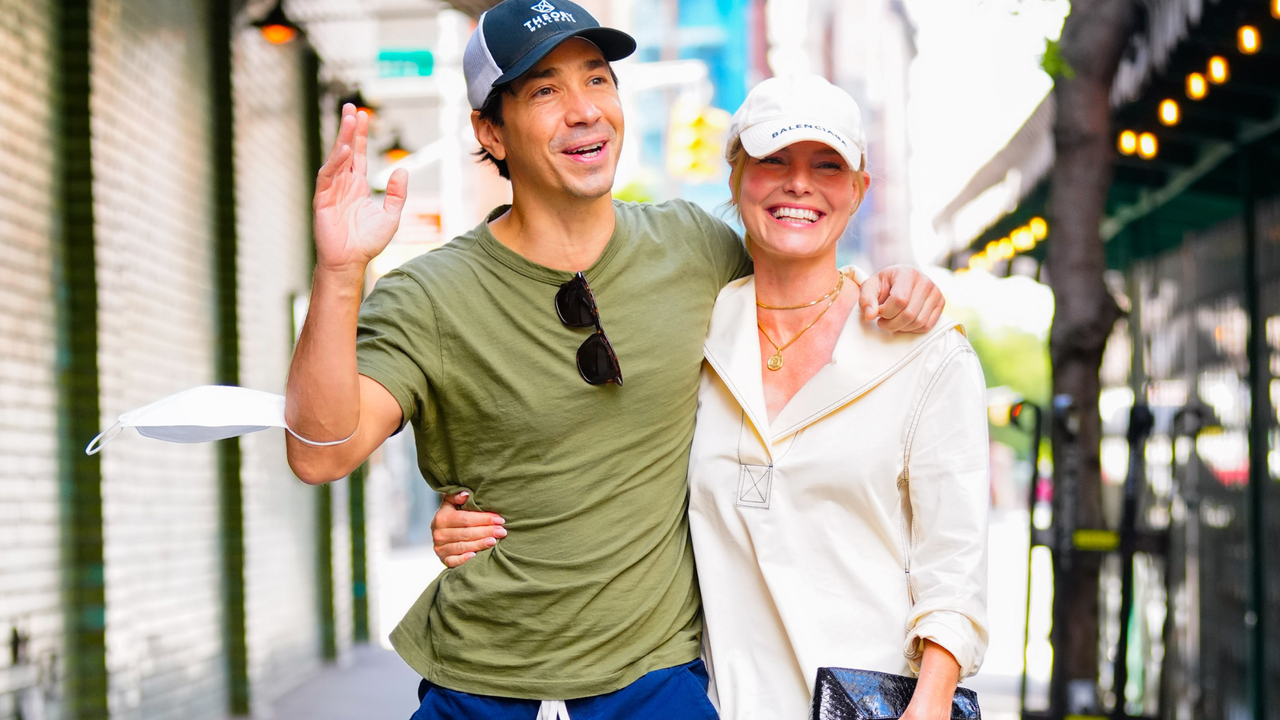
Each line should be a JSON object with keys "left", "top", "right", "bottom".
{"left": 555, "top": 272, "right": 623, "bottom": 386}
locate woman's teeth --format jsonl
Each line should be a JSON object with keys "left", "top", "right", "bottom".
{"left": 771, "top": 207, "right": 821, "bottom": 223}
{"left": 569, "top": 142, "right": 605, "bottom": 157}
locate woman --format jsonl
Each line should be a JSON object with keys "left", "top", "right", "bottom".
{"left": 434, "top": 74, "right": 989, "bottom": 719}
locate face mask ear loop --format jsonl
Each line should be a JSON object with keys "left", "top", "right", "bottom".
{"left": 85, "top": 422, "right": 123, "bottom": 456}
{"left": 285, "top": 424, "right": 358, "bottom": 447}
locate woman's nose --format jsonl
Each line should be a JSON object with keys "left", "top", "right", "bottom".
{"left": 782, "top": 166, "right": 814, "bottom": 195}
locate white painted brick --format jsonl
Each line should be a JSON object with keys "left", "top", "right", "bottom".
{"left": 233, "top": 27, "right": 330, "bottom": 708}
{"left": 0, "top": 1, "right": 62, "bottom": 718}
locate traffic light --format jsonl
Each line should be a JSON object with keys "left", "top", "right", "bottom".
{"left": 667, "top": 99, "right": 731, "bottom": 183}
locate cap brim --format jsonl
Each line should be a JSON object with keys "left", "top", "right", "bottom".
{"left": 494, "top": 27, "right": 636, "bottom": 86}
{"left": 738, "top": 119, "right": 863, "bottom": 169}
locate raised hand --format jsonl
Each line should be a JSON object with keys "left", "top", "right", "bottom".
{"left": 312, "top": 104, "right": 409, "bottom": 276}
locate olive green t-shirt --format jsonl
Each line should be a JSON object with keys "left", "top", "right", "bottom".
{"left": 356, "top": 199, "right": 750, "bottom": 700}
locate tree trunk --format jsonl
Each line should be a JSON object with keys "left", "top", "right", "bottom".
{"left": 1044, "top": 0, "right": 1138, "bottom": 713}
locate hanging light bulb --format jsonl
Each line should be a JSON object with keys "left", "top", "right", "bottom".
{"left": 1012, "top": 227, "right": 1035, "bottom": 251}
{"left": 1029, "top": 217, "right": 1048, "bottom": 240}
{"left": 383, "top": 136, "right": 410, "bottom": 163}
{"left": 1272, "top": 0, "right": 1279, "bottom": 20}
{"left": 338, "top": 89, "right": 377, "bottom": 119}
{"left": 1137, "top": 133, "right": 1158, "bottom": 159}
{"left": 252, "top": 1, "right": 300, "bottom": 45}
{"left": 1238, "top": 26, "right": 1260, "bottom": 54}
{"left": 1118, "top": 130, "right": 1138, "bottom": 155}
{"left": 1186, "top": 73, "right": 1208, "bottom": 100}
{"left": 1207, "top": 56, "right": 1229, "bottom": 84}
{"left": 1159, "top": 99, "right": 1180, "bottom": 126}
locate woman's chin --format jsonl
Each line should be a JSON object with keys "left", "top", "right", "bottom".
{"left": 746, "top": 229, "right": 840, "bottom": 262}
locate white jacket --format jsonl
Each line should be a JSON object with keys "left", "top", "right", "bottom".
{"left": 687, "top": 272, "right": 991, "bottom": 720}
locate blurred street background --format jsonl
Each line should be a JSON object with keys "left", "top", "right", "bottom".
{"left": 1, "top": 0, "right": 1279, "bottom": 719}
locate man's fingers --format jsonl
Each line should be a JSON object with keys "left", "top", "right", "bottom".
{"left": 315, "top": 144, "right": 351, "bottom": 193}
{"left": 878, "top": 282, "right": 911, "bottom": 322}
{"left": 920, "top": 303, "right": 945, "bottom": 334}
{"left": 880, "top": 284, "right": 927, "bottom": 332}
{"left": 329, "top": 104, "right": 356, "bottom": 157}
{"left": 317, "top": 109, "right": 356, "bottom": 180}
{"left": 352, "top": 110, "right": 370, "bottom": 178}
{"left": 858, "top": 274, "right": 881, "bottom": 321}
{"left": 383, "top": 168, "right": 409, "bottom": 218}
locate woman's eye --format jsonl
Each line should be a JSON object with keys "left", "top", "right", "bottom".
{"left": 759, "top": 156, "right": 784, "bottom": 165}
{"left": 818, "top": 163, "right": 845, "bottom": 171}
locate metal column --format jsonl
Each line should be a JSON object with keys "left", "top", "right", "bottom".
{"left": 53, "top": 1, "right": 108, "bottom": 716}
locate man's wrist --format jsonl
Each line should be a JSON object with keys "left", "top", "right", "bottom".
{"left": 313, "top": 263, "right": 368, "bottom": 295}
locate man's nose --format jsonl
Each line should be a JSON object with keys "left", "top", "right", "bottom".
{"left": 563, "top": 86, "right": 603, "bottom": 126}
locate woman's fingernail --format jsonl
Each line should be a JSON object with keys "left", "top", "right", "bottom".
{"left": 463, "top": 552, "right": 475, "bottom": 560}
{"left": 493, "top": 516, "right": 505, "bottom": 525}
{"left": 484, "top": 538, "right": 497, "bottom": 547}
{"left": 494, "top": 527, "right": 508, "bottom": 538}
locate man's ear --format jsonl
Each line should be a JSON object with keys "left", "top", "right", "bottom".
{"left": 470, "top": 110, "right": 507, "bottom": 162}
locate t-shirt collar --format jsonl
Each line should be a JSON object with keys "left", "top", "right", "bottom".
{"left": 474, "top": 203, "right": 624, "bottom": 286}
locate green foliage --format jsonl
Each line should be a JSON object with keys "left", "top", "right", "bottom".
{"left": 953, "top": 307, "right": 1051, "bottom": 458}
{"left": 1041, "top": 37, "right": 1076, "bottom": 80}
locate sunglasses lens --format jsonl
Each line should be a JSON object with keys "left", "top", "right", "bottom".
{"left": 555, "top": 281, "right": 596, "bottom": 328}
{"left": 577, "top": 333, "right": 622, "bottom": 386}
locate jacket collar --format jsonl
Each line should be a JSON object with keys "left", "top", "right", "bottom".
{"left": 702, "top": 269, "right": 960, "bottom": 448}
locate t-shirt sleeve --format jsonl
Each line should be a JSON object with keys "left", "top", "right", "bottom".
{"left": 683, "top": 200, "right": 753, "bottom": 286}
{"left": 355, "top": 268, "right": 441, "bottom": 430}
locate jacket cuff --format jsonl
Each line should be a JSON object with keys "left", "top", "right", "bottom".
{"left": 904, "top": 611, "right": 982, "bottom": 679}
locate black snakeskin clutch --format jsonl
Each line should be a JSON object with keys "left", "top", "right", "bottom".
{"left": 810, "top": 667, "right": 981, "bottom": 720}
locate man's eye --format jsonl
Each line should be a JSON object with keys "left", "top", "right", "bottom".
{"left": 589, "top": 76, "right": 608, "bottom": 86}
{"left": 534, "top": 87, "right": 554, "bottom": 97}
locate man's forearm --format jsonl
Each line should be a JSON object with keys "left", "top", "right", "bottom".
{"left": 285, "top": 265, "right": 366, "bottom": 481}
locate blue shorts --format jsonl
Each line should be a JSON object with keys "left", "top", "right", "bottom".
{"left": 410, "top": 659, "right": 719, "bottom": 720}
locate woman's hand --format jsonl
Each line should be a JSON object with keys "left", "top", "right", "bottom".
{"left": 858, "top": 266, "right": 945, "bottom": 333}
{"left": 900, "top": 640, "right": 962, "bottom": 720}
{"left": 431, "top": 492, "right": 506, "bottom": 568}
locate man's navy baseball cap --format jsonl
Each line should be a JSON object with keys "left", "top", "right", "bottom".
{"left": 463, "top": 0, "right": 636, "bottom": 110}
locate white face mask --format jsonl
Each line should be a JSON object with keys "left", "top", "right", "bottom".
{"left": 85, "top": 385, "right": 352, "bottom": 455}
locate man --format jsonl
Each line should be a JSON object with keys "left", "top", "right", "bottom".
{"left": 285, "top": 0, "right": 943, "bottom": 716}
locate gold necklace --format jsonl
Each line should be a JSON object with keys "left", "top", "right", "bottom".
{"left": 755, "top": 271, "right": 844, "bottom": 309}
{"left": 757, "top": 273, "right": 843, "bottom": 371}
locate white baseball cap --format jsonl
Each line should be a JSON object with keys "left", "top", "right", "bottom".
{"left": 727, "top": 74, "right": 867, "bottom": 170}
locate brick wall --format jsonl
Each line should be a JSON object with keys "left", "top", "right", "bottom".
{"left": 0, "top": 1, "right": 60, "bottom": 717}
{"left": 89, "top": 0, "right": 226, "bottom": 718}
{"left": 0, "top": 2, "right": 352, "bottom": 718}
{"left": 231, "top": 28, "right": 331, "bottom": 707}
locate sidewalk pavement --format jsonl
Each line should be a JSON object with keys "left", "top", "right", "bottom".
{"left": 269, "top": 644, "right": 421, "bottom": 720}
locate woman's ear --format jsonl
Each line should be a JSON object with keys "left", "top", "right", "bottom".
{"left": 470, "top": 110, "right": 507, "bottom": 162}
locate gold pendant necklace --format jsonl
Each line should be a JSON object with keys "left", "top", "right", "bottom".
{"left": 758, "top": 273, "right": 843, "bottom": 371}
{"left": 756, "top": 270, "right": 844, "bottom": 310}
